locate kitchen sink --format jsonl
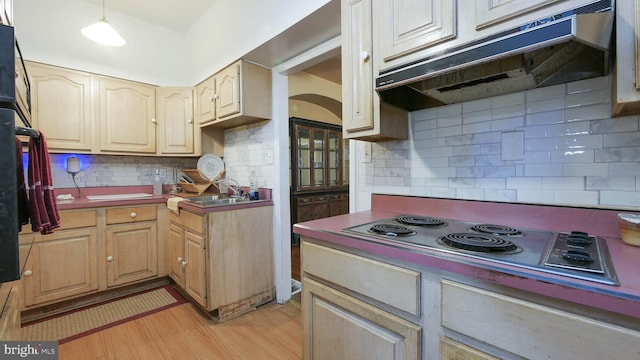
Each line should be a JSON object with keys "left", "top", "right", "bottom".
{"left": 185, "top": 195, "right": 250, "bottom": 207}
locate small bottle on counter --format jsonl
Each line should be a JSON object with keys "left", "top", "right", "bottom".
{"left": 153, "top": 169, "right": 162, "bottom": 195}
{"left": 249, "top": 171, "right": 259, "bottom": 200}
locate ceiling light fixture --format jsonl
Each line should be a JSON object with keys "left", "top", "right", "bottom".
{"left": 81, "top": 0, "right": 125, "bottom": 46}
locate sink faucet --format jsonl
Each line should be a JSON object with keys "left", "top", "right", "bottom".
{"left": 226, "top": 178, "right": 241, "bottom": 196}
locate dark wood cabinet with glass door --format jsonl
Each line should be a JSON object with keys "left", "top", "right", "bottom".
{"left": 291, "top": 118, "right": 349, "bottom": 244}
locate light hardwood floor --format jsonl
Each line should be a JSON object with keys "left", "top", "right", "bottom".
{"left": 59, "top": 301, "right": 302, "bottom": 359}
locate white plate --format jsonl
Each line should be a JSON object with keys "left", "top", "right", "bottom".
{"left": 197, "top": 153, "right": 224, "bottom": 181}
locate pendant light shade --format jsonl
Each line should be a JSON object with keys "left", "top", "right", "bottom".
{"left": 81, "top": 0, "right": 125, "bottom": 46}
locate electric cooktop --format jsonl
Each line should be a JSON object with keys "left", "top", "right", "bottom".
{"left": 341, "top": 214, "right": 618, "bottom": 286}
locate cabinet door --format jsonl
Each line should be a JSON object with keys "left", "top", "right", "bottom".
{"left": 342, "top": 0, "right": 374, "bottom": 133}
{"left": 215, "top": 63, "right": 241, "bottom": 119}
{"left": 156, "top": 87, "right": 195, "bottom": 155}
{"left": 105, "top": 222, "right": 158, "bottom": 288}
{"left": 169, "top": 223, "right": 185, "bottom": 286}
{"left": 378, "top": 0, "right": 456, "bottom": 65}
{"left": 475, "top": 0, "right": 562, "bottom": 29}
{"left": 184, "top": 231, "right": 207, "bottom": 307}
{"left": 327, "top": 130, "right": 343, "bottom": 188}
{"left": 440, "top": 337, "right": 499, "bottom": 360}
{"left": 302, "top": 277, "right": 421, "bottom": 360}
{"left": 28, "top": 62, "right": 94, "bottom": 152}
{"left": 22, "top": 229, "right": 98, "bottom": 307}
{"left": 98, "top": 76, "right": 156, "bottom": 153}
{"left": 195, "top": 76, "right": 216, "bottom": 125}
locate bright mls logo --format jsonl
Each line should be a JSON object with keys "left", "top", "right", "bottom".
{"left": 1, "top": 342, "right": 58, "bottom": 359}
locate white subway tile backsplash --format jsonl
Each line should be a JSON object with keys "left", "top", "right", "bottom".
{"left": 565, "top": 88, "right": 609, "bottom": 108}
{"left": 554, "top": 190, "right": 598, "bottom": 206}
{"left": 491, "top": 116, "right": 525, "bottom": 131}
{"left": 591, "top": 116, "right": 639, "bottom": 134}
{"left": 566, "top": 76, "right": 609, "bottom": 94}
{"left": 586, "top": 176, "right": 635, "bottom": 191}
{"left": 565, "top": 103, "right": 610, "bottom": 122}
{"left": 542, "top": 177, "right": 583, "bottom": 190}
{"left": 463, "top": 121, "right": 492, "bottom": 134}
{"left": 492, "top": 92, "right": 525, "bottom": 107}
{"left": 524, "top": 164, "right": 563, "bottom": 176}
{"left": 463, "top": 98, "right": 492, "bottom": 112}
{"left": 595, "top": 147, "right": 640, "bottom": 162}
{"left": 517, "top": 190, "right": 555, "bottom": 203}
{"left": 526, "top": 97, "right": 566, "bottom": 114}
{"left": 550, "top": 149, "right": 594, "bottom": 163}
{"left": 526, "top": 110, "right": 565, "bottom": 126}
{"left": 355, "top": 76, "right": 639, "bottom": 209}
{"left": 603, "top": 132, "right": 640, "bottom": 147}
{"left": 563, "top": 163, "right": 608, "bottom": 177}
{"left": 506, "top": 177, "right": 542, "bottom": 189}
{"left": 527, "top": 83, "right": 566, "bottom": 102}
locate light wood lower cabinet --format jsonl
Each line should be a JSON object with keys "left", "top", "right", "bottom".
{"left": 440, "top": 337, "right": 498, "bottom": 360}
{"left": 22, "top": 228, "right": 98, "bottom": 307}
{"left": 169, "top": 205, "right": 275, "bottom": 321}
{"left": 169, "top": 215, "right": 207, "bottom": 308}
{"left": 0, "top": 281, "right": 22, "bottom": 340}
{"left": 301, "top": 240, "right": 422, "bottom": 359}
{"left": 303, "top": 277, "right": 421, "bottom": 360}
{"left": 20, "top": 206, "right": 162, "bottom": 310}
{"left": 441, "top": 280, "right": 640, "bottom": 360}
{"left": 105, "top": 222, "right": 157, "bottom": 287}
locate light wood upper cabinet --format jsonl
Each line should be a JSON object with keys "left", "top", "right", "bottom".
{"left": 202, "top": 60, "right": 272, "bottom": 129}
{"left": 156, "top": 87, "right": 198, "bottom": 155}
{"left": 377, "top": 0, "right": 455, "bottom": 65}
{"left": 97, "top": 76, "right": 156, "bottom": 154}
{"left": 475, "top": 0, "right": 561, "bottom": 29}
{"left": 613, "top": 0, "right": 640, "bottom": 116}
{"left": 27, "top": 62, "right": 94, "bottom": 152}
{"left": 195, "top": 75, "right": 216, "bottom": 125}
{"left": 342, "top": 0, "right": 408, "bottom": 141}
{"left": 216, "top": 63, "right": 241, "bottom": 119}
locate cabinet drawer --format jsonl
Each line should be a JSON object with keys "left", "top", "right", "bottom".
{"left": 106, "top": 206, "right": 157, "bottom": 224}
{"left": 297, "top": 195, "right": 327, "bottom": 205}
{"left": 441, "top": 280, "right": 640, "bottom": 359}
{"left": 58, "top": 209, "right": 97, "bottom": 229}
{"left": 169, "top": 210, "right": 204, "bottom": 235}
{"left": 302, "top": 240, "right": 420, "bottom": 316}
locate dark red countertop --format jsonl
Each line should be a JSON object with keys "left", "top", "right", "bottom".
{"left": 54, "top": 186, "right": 273, "bottom": 213}
{"left": 293, "top": 194, "right": 640, "bottom": 319}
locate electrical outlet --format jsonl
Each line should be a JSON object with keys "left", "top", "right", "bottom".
{"left": 362, "top": 142, "right": 372, "bottom": 163}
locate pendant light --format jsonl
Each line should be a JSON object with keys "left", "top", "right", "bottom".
{"left": 81, "top": 0, "right": 125, "bottom": 46}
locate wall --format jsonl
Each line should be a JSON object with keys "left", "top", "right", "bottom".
{"left": 355, "top": 76, "right": 640, "bottom": 211}
{"left": 15, "top": 0, "right": 331, "bottom": 86}
{"left": 46, "top": 154, "right": 197, "bottom": 191}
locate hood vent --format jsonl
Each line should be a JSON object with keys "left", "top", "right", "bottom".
{"left": 376, "top": 1, "right": 613, "bottom": 111}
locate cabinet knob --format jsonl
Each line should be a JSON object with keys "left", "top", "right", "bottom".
{"left": 208, "top": 96, "right": 214, "bottom": 102}
{"left": 130, "top": 212, "right": 137, "bottom": 218}
{"left": 213, "top": 94, "right": 219, "bottom": 100}
{"left": 24, "top": 270, "right": 32, "bottom": 276}
{"left": 151, "top": 118, "right": 157, "bottom": 124}
{"left": 187, "top": 118, "right": 193, "bottom": 124}
{"left": 178, "top": 257, "right": 183, "bottom": 262}
{"left": 360, "top": 51, "right": 370, "bottom": 61}
{"left": 107, "top": 256, "right": 114, "bottom": 262}
{"left": 182, "top": 261, "right": 187, "bottom": 266}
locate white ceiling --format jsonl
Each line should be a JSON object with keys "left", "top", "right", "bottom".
{"left": 82, "top": 0, "right": 217, "bottom": 33}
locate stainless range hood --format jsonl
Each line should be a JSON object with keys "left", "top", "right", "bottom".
{"left": 376, "top": 2, "right": 614, "bottom": 111}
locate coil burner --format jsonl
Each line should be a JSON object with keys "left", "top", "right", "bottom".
{"left": 394, "top": 215, "right": 447, "bottom": 227}
{"left": 471, "top": 224, "right": 523, "bottom": 237}
{"left": 438, "top": 233, "right": 521, "bottom": 254}
{"left": 369, "top": 224, "right": 416, "bottom": 237}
